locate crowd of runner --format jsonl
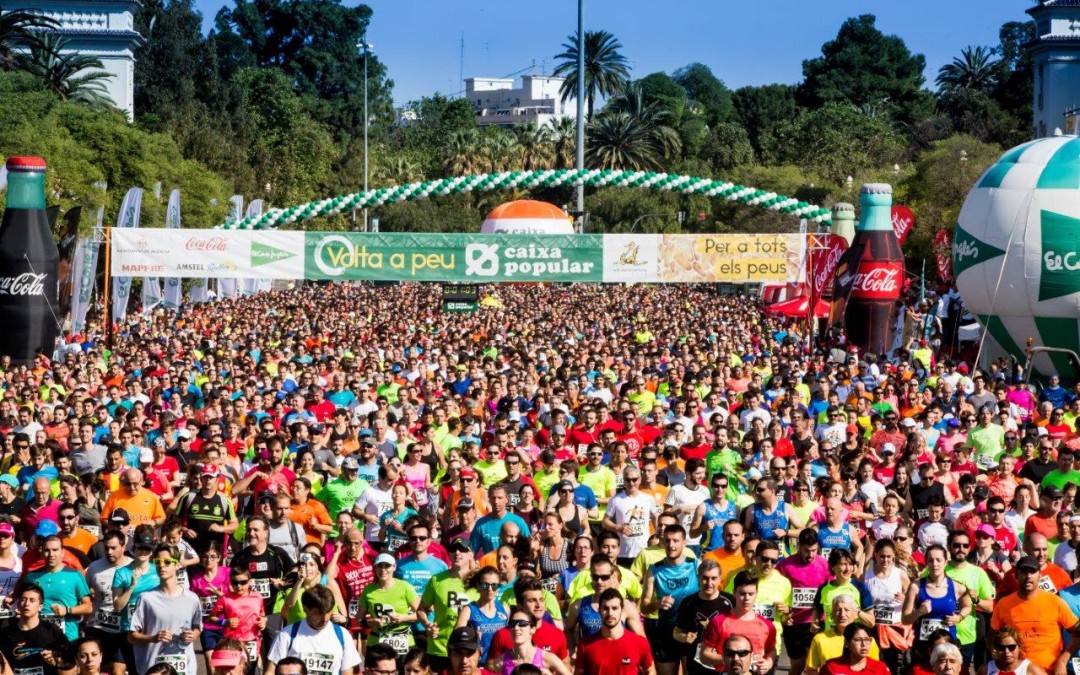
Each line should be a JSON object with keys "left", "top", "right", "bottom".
{"left": 0, "top": 281, "right": 1078, "bottom": 675}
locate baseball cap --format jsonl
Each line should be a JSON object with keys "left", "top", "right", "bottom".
{"left": 360, "top": 437, "right": 377, "bottom": 448}
{"left": 518, "top": 560, "right": 538, "bottom": 575}
{"left": 448, "top": 625, "right": 481, "bottom": 651}
{"left": 374, "top": 553, "right": 396, "bottom": 567}
{"left": 108, "top": 508, "right": 131, "bottom": 526}
{"left": 152, "top": 437, "right": 166, "bottom": 448}
{"left": 200, "top": 464, "right": 219, "bottom": 477}
{"left": 448, "top": 539, "right": 473, "bottom": 553}
{"left": 34, "top": 520, "right": 60, "bottom": 537}
{"left": 132, "top": 530, "right": 156, "bottom": 550}
{"left": 901, "top": 418, "right": 917, "bottom": 428}
{"left": 341, "top": 456, "right": 359, "bottom": 471}
{"left": 555, "top": 479, "right": 575, "bottom": 493}
{"left": 881, "top": 443, "right": 896, "bottom": 455}
{"left": 1043, "top": 486, "right": 1064, "bottom": 500}
{"left": 460, "top": 467, "right": 477, "bottom": 480}
{"left": 975, "top": 524, "right": 996, "bottom": 538}
{"left": 139, "top": 448, "right": 154, "bottom": 464}
{"left": 0, "top": 475, "right": 17, "bottom": 489}
{"left": 1016, "top": 555, "right": 1040, "bottom": 572}
{"left": 210, "top": 650, "right": 245, "bottom": 669}
{"left": 973, "top": 485, "right": 990, "bottom": 500}
{"left": 947, "top": 418, "right": 961, "bottom": 428}
{"left": 176, "top": 428, "right": 191, "bottom": 440}
{"left": 0, "top": 522, "right": 13, "bottom": 538}
{"left": 552, "top": 425, "right": 567, "bottom": 435}
{"left": 456, "top": 498, "right": 475, "bottom": 511}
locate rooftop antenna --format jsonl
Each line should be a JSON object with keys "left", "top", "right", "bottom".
{"left": 459, "top": 33, "right": 464, "bottom": 96}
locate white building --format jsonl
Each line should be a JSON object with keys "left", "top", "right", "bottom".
{"left": 1028, "top": 0, "right": 1080, "bottom": 138}
{"left": 464, "top": 75, "right": 577, "bottom": 128}
{"left": 4, "top": 0, "right": 144, "bottom": 119}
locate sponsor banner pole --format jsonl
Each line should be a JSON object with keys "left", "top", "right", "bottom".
{"left": 163, "top": 190, "right": 183, "bottom": 308}
{"left": 71, "top": 238, "right": 99, "bottom": 332}
{"left": 242, "top": 200, "right": 265, "bottom": 296}
{"left": 111, "top": 188, "right": 142, "bottom": 323}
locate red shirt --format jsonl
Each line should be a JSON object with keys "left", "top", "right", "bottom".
{"left": 335, "top": 554, "right": 376, "bottom": 633}
{"left": 616, "top": 431, "right": 645, "bottom": 458}
{"left": 773, "top": 437, "right": 795, "bottom": 459}
{"left": 679, "top": 443, "right": 711, "bottom": 462}
{"left": 489, "top": 621, "right": 568, "bottom": 660}
{"left": 702, "top": 613, "right": 776, "bottom": 662}
{"left": 575, "top": 630, "right": 654, "bottom": 675}
{"left": 993, "top": 524, "right": 1020, "bottom": 554}
{"left": 822, "top": 657, "right": 889, "bottom": 675}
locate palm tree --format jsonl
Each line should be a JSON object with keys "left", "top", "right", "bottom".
{"left": 512, "top": 124, "right": 553, "bottom": 171}
{"left": 443, "top": 128, "right": 485, "bottom": 176}
{"left": 0, "top": 8, "right": 57, "bottom": 70}
{"left": 479, "top": 131, "right": 517, "bottom": 173}
{"left": 553, "top": 30, "right": 630, "bottom": 119}
{"left": 547, "top": 116, "right": 577, "bottom": 169}
{"left": 936, "top": 46, "right": 1001, "bottom": 95}
{"left": 586, "top": 112, "right": 664, "bottom": 171}
{"left": 375, "top": 156, "right": 423, "bottom": 186}
{"left": 24, "top": 34, "right": 115, "bottom": 108}
{"left": 604, "top": 84, "right": 681, "bottom": 160}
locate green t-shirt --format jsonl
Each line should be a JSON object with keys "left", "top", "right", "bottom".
{"left": 566, "top": 563, "right": 643, "bottom": 604}
{"left": 705, "top": 448, "right": 742, "bottom": 500}
{"left": 420, "top": 571, "right": 478, "bottom": 657}
{"left": 943, "top": 561, "right": 995, "bottom": 646}
{"left": 318, "top": 476, "right": 370, "bottom": 525}
{"left": 534, "top": 467, "right": 561, "bottom": 499}
{"left": 474, "top": 460, "right": 507, "bottom": 488}
{"left": 1042, "top": 469, "right": 1080, "bottom": 491}
{"left": 361, "top": 579, "right": 420, "bottom": 649}
{"left": 578, "top": 466, "right": 617, "bottom": 516}
{"left": 968, "top": 424, "right": 1005, "bottom": 467}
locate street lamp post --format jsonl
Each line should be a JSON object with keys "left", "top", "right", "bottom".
{"left": 359, "top": 39, "right": 374, "bottom": 232}
{"left": 574, "top": 0, "right": 585, "bottom": 232}
{"left": 629, "top": 213, "right": 671, "bottom": 232}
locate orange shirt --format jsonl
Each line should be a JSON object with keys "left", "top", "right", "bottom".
{"left": 704, "top": 546, "right": 746, "bottom": 585}
{"left": 287, "top": 498, "right": 333, "bottom": 544}
{"left": 62, "top": 528, "right": 99, "bottom": 555}
{"left": 101, "top": 487, "right": 165, "bottom": 527}
{"left": 991, "top": 589, "right": 1078, "bottom": 669}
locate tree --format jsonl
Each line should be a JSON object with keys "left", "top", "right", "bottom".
{"left": 547, "top": 116, "right": 577, "bottom": 169}
{"left": 442, "top": 128, "right": 484, "bottom": 176}
{"left": 392, "top": 93, "right": 477, "bottom": 176}
{"left": 774, "top": 103, "right": 905, "bottom": 184}
{"left": 512, "top": 125, "right": 553, "bottom": 172}
{"left": 672, "top": 63, "right": 733, "bottom": 125}
{"left": 553, "top": 29, "right": 630, "bottom": 119}
{"left": 0, "top": 7, "right": 56, "bottom": 70}
{"left": 604, "top": 84, "right": 681, "bottom": 160}
{"left": 992, "top": 20, "right": 1035, "bottom": 137}
{"left": 732, "top": 84, "right": 801, "bottom": 164}
{"left": 634, "top": 72, "right": 688, "bottom": 126}
{"left": 587, "top": 111, "right": 679, "bottom": 172}
{"left": 211, "top": 0, "right": 394, "bottom": 142}
{"left": 700, "top": 122, "right": 754, "bottom": 174}
{"left": 936, "top": 46, "right": 1000, "bottom": 96}
{"left": 799, "top": 14, "right": 933, "bottom": 125}
{"left": 23, "top": 34, "right": 114, "bottom": 108}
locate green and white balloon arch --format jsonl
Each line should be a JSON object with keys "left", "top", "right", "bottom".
{"left": 221, "top": 169, "right": 833, "bottom": 230}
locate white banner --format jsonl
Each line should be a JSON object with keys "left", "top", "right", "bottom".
{"left": 241, "top": 200, "right": 265, "bottom": 296}
{"left": 220, "top": 196, "right": 245, "bottom": 299}
{"left": 110, "top": 229, "right": 304, "bottom": 279}
{"left": 163, "top": 190, "right": 183, "bottom": 308}
{"left": 111, "top": 188, "right": 142, "bottom": 323}
{"left": 70, "top": 238, "right": 98, "bottom": 332}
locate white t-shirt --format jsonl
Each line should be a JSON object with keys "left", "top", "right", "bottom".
{"left": 945, "top": 499, "right": 975, "bottom": 525}
{"left": 665, "top": 483, "right": 709, "bottom": 545}
{"left": 859, "top": 480, "right": 887, "bottom": 509}
{"left": 604, "top": 492, "right": 658, "bottom": 559}
{"left": 355, "top": 483, "right": 394, "bottom": 542}
{"left": 268, "top": 619, "right": 362, "bottom": 675}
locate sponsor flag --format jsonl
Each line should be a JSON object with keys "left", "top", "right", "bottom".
{"left": 70, "top": 238, "right": 98, "bottom": 332}
{"left": 112, "top": 188, "right": 143, "bottom": 323}
{"left": 934, "top": 229, "right": 953, "bottom": 283}
{"left": 218, "top": 195, "right": 244, "bottom": 299}
{"left": 828, "top": 237, "right": 867, "bottom": 326}
{"left": 163, "top": 190, "right": 183, "bottom": 308}
{"left": 57, "top": 207, "right": 81, "bottom": 318}
{"left": 807, "top": 233, "right": 848, "bottom": 299}
{"left": 891, "top": 205, "right": 915, "bottom": 245}
{"left": 243, "top": 200, "right": 265, "bottom": 296}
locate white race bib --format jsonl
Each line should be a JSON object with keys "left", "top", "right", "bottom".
{"left": 157, "top": 654, "right": 188, "bottom": 675}
{"left": 791, "top": 588, "right": 816, "bottom": 609}
{"left": 14, "top": 668, "right": 43, "bottom": 675}
{"left": 244, "top": 640, "right": 259, "bottom": 663}
{"left": 301, "top": 652, "right": 335, "bottom": 675}
{"left": 1039, "top": 575, "right": 1057, "bottom": 593}
{"left": 976, "top": 453, "right": 997, "bottom": 470}
{"left": 874, "top": 605, "right": 900, "bottom": 625}
{"left": 94, "top": 608, "right": 122, "bottom": 631}
{"left": 379, "top": 631, "right": 410, "bottom": 655}
{"left": 43, "top": 615, "right": 65, "bottom": 630}
{"left": 348, "top": 597, "right": 360, "bottom": 619}
{"left": 754, "top": 603, "right": 775, "bottom": 620}
{"left": 85, "top": 524, "right": 102, "bottom": 539}
{"left": 919, "top": 618, "right": 947, "bottom": 640}
{"left": 201, "top": 595, "right": 217, "bottom": 616}
{"left": 627, "top": 519, "right": 647, "bottom": 538}
{"left": 252, "top": 578, "right": 271, "bottom": 599}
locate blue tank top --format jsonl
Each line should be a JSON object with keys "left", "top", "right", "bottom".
{"left": 650, "top": 559, "right": 699, "bottom": 626}
{"left": 915, "top": 576, "right": 958, "bottom": 640}
{"left": 578, "top": 595, "right": 603, "bottom": 637}
{"left": 817, "top": 522, "right": 852, "bottom": 559}
{"left": 467, "top": 601, "right": 509, "bottom": 662}
{"left": 702, "top": 500, "right": 738, "bottom": 552}
{"left": 751, "top": 503, "right": 789, "bottom": 542}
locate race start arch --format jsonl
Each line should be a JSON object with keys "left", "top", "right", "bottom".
{"left": 220, "top": 169, "right": 833, "bottom": 230}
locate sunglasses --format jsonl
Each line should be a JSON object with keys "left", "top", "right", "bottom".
{"left": 153, "top": 558, "right": 178, "bottom": 567}
{"left": 759, "top": 556, "right": 779, "bottom": 565}
{"left": 893, "top": 536, "right": 910, "bottom": 542}
{"left": 508, "top": 619, "right": 532, "bottom": 628}
{"left": 231, "top": 578, "right": 251, "bottom": 586}
{"left": 410, "top": 536, "right": 430, "bottom": 542}
{"left": 994, "top": 644, "right": 1019, "bottom": 652}
{"left": 591, "top": 573, "right": 613, "bottom": 582}
{"left": 724, "top": 650, "right": 752, "bottom": 658}
{"left": 477, "top": 582, "right": 499, "bottom": 591}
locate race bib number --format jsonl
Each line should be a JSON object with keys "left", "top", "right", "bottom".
{"left": 14, "top": 668, "right": 43, "bottom": 675}
{"left": 176, "top": 567, "right": 189, "bottom": 589}
{"left": 251, "top": 578, "right": 271, "bottom": 599}
{"left": 540, "top": 576, "right": 559, "bottom": 594}
{"left": 1071, "top": 657, "right": 1080, "bottom": 675}
{"left": 385, "top": 530, "right": 407, "bottom": 552}
{"left": 43, "top": 615, "right": 65, "bottom": 630}
{"left": 919, "top": 618, "right": 947, "bottom": 640}
{"left": 244, "top": 640, "right": 259, "bottom": 663}
{"left": 157, "top": 654, "right": 188, "bottom": 675}
{"left": 201, "top": 595, "right": 217, "bottom": 616}
{"left": 1039, "top": 575, "right": 1057, "bottom": 593}
{"left": 915, "top": 509, "right": 928, "bottom": 521}
{"left": 791, "top": 588, "right": 815, "bottom": 609}
{"left": 178, "top": 474, "right": 188, "bottom": 487}
{"left": 627, "top": 518, "right": 647, "bottom": 538}
{"left": 820, "top": 547, "right": 832, "bottom": 560}
{"left": 348, "top": 598, "right": 360, "bottom": 619}
{"left": 754, "top": 603, "right": 775, "bottom": 620}
{"left": 976, "top": 454, "right": 997, "bottom": 470}
{"left": 379, "top": 631, "right": 410, "bottom": 655}
{"left": 301, "top": 652, "right": 335, "bottom": 675}
{"left": 94, "top": 608, "right": 122, "bottom": 630}
{"left": 874, "top": 605, "right": 900, "bottom": 625}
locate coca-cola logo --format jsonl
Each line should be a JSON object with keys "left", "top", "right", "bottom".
{"left": 892, "top": 206, "right": 915, "bottom": 245}
{"left": 185, "top": 236, "right": 228, "bottom": 252}
{"left": 851, "top": 265, "right": 902, "bottom": 299}
{"left": 811, "top": 236, "right": 847, "bottom": 295}
{"left": 0, "top": 273, "right": 47, "bottom": 296}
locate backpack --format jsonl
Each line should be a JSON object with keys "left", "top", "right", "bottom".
{"left": 289, "top": 619, "right": 345, "bottom": 650}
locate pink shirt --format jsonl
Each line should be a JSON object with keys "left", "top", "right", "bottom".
{"left": 776, "top": 555, "right": 832, "bottom": 624}
{"left": 212, "top": 591, "right": 265, "bottom": 642}
{"left": 190, "top": 565, "right": 230, "bottom": 630}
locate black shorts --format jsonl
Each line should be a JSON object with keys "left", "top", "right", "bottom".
{"left": 644, "top": 618, "right": 682, "bottom": 663}
{"left": 782, "top": 623, "right": 815, "bottom": 660}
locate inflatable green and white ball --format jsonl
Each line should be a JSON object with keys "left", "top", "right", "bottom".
{"left": 955, "top": 134, "right": 1080, "bottom": 376}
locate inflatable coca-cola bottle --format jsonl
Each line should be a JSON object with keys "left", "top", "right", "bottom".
{"left": 0, "top": 157, "right": 60, "bottom": 365}
{"left": 843, "top": 183, "right": 903, "bottom": 354}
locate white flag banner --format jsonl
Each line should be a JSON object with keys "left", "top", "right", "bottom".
{"left": 221, "top": 195, "right": 245, "bottom": 299}
{"left": 163, "top": 190, "right": 183, "bottom": 308}
{"left": 241, "top": 199, "right": 264, "bottom": 296}
{"left": 70, "top": 238, "right": 98, "bottom": 332}
{"left": 189, "top": 278, "right": 208, "bottom": 303}
{"left": 111, "top": 187, "right": 143, "bottom": 323}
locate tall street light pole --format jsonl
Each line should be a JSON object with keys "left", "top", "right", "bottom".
{"left": 360, "top": 38, "right": 374, "bottom": 232}
{"left": 575, "top": 0, "right": 585, "bottom": 232}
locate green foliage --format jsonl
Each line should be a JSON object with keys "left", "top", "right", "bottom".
{"left": 635, "top": 72, "right": 688, "bottom": 126}
{"left": 701, "top": 123, "right": 754, "bottom": 174}
{"left": 0, "top": 7, "right": 57, "bottom": 70}
{"left": 936, "top": 46, "right": 1000, "bottom": 95}
{"left": 732, "top": 84, "right": 801, "bottom": 164}
{"left": 23, "top": 34, "right": 114, "bottom": 108}
{"left": 799, "top": 14, "right": 933, "bottom": 126}
{"left": 673, "top": 63, "right": 734, "bottom": 126}
{"left": 775, "top": 103, "right": 906, "bottom": 184}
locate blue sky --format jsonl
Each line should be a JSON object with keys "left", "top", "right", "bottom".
{"left": 193, "top": 0, "right": 1030, "bottom": 105}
